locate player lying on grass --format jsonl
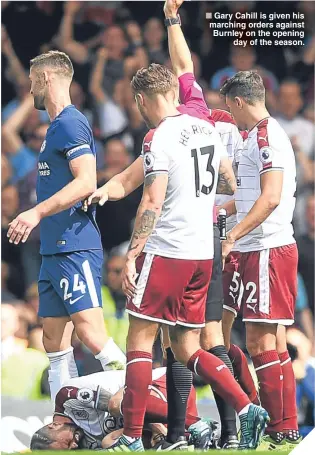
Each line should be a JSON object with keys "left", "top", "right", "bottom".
{"left": 30, "top": 368, "right": 217, "bottom": 450}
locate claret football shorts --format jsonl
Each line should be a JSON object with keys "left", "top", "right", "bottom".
{"left": 224, "top": 243, "right": 298, "bottom": 325}
{"left": 126, "top": 253, "right": 213, "bottom": 328}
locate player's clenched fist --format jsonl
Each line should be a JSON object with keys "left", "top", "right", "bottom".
{"left": 164, "top": 0, "right": 185, "bottom": 17}
{"left": 7, "top": 207, "right": 41, "bottom": 244}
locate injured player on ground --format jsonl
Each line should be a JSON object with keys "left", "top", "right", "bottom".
{"left": 30, "top": 367, "right": 217, "bottom": 450}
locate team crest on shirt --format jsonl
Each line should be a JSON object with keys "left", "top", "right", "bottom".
{"left": 40, "top": 140, "right": 46, "bottom": 153}
{"left": 144, "top": 152, "right": 155, "bottom": 171}
{"left": 73, "top": 409, "right": 89, "bottom": 420}
{"left": 259, "top": 147, "right": 273, "bottom": 164}
{"left": 77, "top": 388, "right": 94, "bottom": 403}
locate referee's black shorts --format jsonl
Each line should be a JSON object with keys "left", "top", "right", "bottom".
{"left": 205, "top": 224, "right": 224, "bottom": 322}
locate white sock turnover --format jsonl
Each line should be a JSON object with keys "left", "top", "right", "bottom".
{"left": 95, "top": 337, "right": 126, "bottom": 370}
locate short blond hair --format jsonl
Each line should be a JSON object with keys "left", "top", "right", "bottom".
{"left": 131, "top": 63, "right": 178, "bottom": 96}
{"left": 30, "top": 50, "right": 74, "bottom": 79}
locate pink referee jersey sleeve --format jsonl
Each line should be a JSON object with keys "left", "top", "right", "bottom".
{"left": 178, "top": 73, "right": 214, "bottom": 125}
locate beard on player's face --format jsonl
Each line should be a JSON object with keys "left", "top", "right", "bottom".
{"left": 30, "top": 70, "right": 47, "bottom": 111}
{"left": 142, "top": 113, "right": 155, "bottom": 129}
{"left": 226, "top": 96, "right": 247, "bottom": 131}
{"left": 140, "top": 107, "right": 155, "bottom": 129}
{"left": 136, "top": 95, "right": 155, "bottom": 129}
{"left": 234, "top": 114, "right": 247, "bottom": 131}
{"left": 33, "top": 93, "right": 46, "bottom": 111}
{"left": 51, "top": 424, "right": 84, "bottom": 450}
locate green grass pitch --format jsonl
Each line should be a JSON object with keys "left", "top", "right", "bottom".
{"left": 19, "top": 451, "right": 292, "bottom": 455}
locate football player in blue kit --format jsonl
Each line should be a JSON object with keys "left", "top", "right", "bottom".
{"left": 7, "top": 51, "right": 126, "bottom": 401}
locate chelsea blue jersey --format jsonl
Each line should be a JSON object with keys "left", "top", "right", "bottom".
{"left": 37, "top": 105, "right": 102, "bottom": 255}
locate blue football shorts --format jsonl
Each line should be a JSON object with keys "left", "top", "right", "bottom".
{"left": 38, "top": 250, "right": 103, "bottom": 317}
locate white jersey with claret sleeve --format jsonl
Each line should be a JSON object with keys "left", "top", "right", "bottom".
{"left": 236, "top": 117, "right": 296, "bottom": 252}
{"left": 141, "top": 113, "right": 226, "bottom": 260}
{"left": 211, "top": 110, "right": 244, "bottom": 249}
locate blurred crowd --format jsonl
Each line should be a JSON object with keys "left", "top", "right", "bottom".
{"left": 1, "top": 0, "right": 314, "bottom": 431}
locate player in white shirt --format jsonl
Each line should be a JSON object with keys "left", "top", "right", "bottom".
{"left": 86, "top": 73, "right": 238, "bottom": 452}
{"left": 208, "top": 110, "right": 256, "bottom": 449}
{"left": 220, "top": 70, "right": 300, "bottom": 450}
{"left": 161, "top": 3, "right": 244, "bottom": 447}
{"left": 160, "top": 3, "right": 258, "bottom": 448}
{"left": 213, "top": 119, "right": 261, "bottom": 417}
{"left": 29, "top": 368, "right": 202, "bottom": 450}
{"left": 86, "top": 2, "right": 269, "bottom": 447}
{"left": 96, "top": 61, "right": 268, "bottom": 452}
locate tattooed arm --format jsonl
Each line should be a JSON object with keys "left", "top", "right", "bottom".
{"left": 122, "top": 173, "right": 168, "bottom": 297}
{"left": 216, "top": 156, "right": 236, "bottom": 195}
{"left": 216, "top": 173, "right": 235, "bottom": 195}
{"left": 127, "top": 173, "right": 168, "bottom": 259}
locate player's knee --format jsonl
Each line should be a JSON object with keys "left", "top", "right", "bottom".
{"left": 170, "top": 347, "right": 188, "bottom": 366}
{"left": 169, "top": 326, "right": 201, "bottom": 364}
{"left": 126, "top": 320, "right": 158, "bottom": 353}
{"left": 200, "top": 332, "right": 216, "bottom": 351}
{"left": 246, "top": 337, "right": 275, "bottom": 356}
{"left": 246, "top": 322, "right": 277, "bottom": 356}
{"left": 72, "top": 309, "right": 108, "bottom": 353}
{"left": 200, "top": 322, "right": 224, "bottom": 350}
{"left": 246, "top": 329, "right": 265, "bottom": 356}
{"left": 126, "top": 332, "right": 153, "bottom": 353}
{"left": 75, "top": 325, "right": 104, "bottom": 355}
{"left": 170, "top": 342, "right": 196, "bottom": 366}
{"left": 42, "top": 318, "right": 73, "bottom": 352}
{"left": 246, "top": 339, "right": 261, "bottom": 357}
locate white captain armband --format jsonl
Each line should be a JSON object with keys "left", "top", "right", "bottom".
{"left": 66, "top": 144, "right": 91, "bottom": 158}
